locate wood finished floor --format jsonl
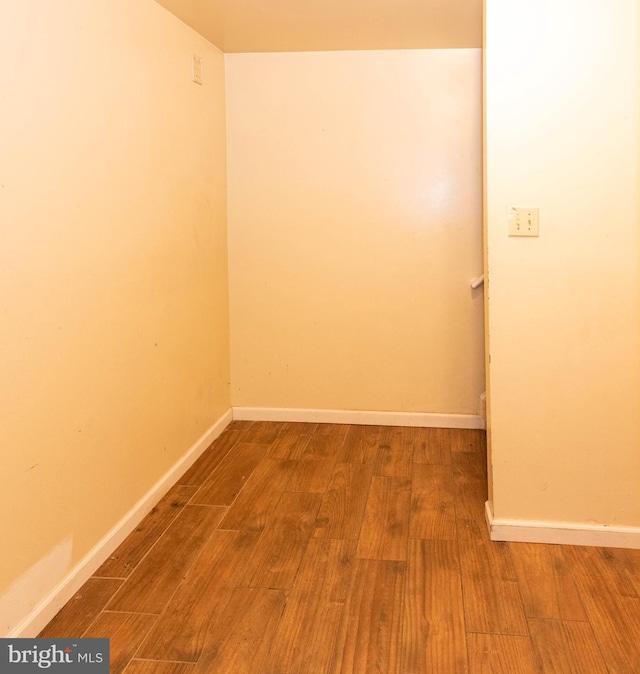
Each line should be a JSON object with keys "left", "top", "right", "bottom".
{"left": 40, "top": 421, "right": 640, "bottom": 673}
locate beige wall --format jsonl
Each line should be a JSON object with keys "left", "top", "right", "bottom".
{"left": 485, "top": 0, "right": 640, "bottom": 525}
{"left": 226, "top": 49, "right": 484, "bottom": 414}
{"left": 0, "top": 0, "right": 230, "bottom": 632}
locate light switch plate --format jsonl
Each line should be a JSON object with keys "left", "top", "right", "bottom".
{"left": 192, "top": 54, "right": 203, "bottom": 85}
{"left": 508, "top": 207, "right": 539, "bottom": 237}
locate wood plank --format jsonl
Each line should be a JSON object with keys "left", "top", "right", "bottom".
{"left": 528, "top": 618, "right": 608, "bottom": 673}
{"left": 336, "top": 425, "right": 382, "bottom": 463}
{"left": 330, "top": 559, "right": 405, "bottom": 674}
{"left": 136, "top": 530, "right": 260, "bottom": 663}
{"left": 285, "top": 435, "right": 342, "bottom": 493}
{"left": 314, "top": 462, "right": 374, "bottom": 539}
{"left": 510, "top": 543, "right": 587, "bottom": 620}
{"left": 124, "top": 662, "right": 195, "bottom": 674}
{"left": 449, "top": 429, "right": 485, "bottom": 454}
{"left": 452, "top": 451, "right": 487, "bottom": 521}
{"left": 192, "top": 588, "right": 286, "bottom": 673}
{"left": 374, "top": 426, "right": 412, "bottom": 477}
{"left": 106, "top": 505, "right": 225, "bottom": 614}
{"left": 408, "top": 427, "right": 451, "bottom": 465}
{"left": 467, "top": 633, "right": 538, "bottom": 674}
{"left": 400, "top": 539, "right": 467, "bottom": 674}
{"left": 456, "top": 518, "right": 528, "bottom": 635}
{"left": 314, "top": 423, "right": 350, "bottom": 436}
{"left": 219, "top": 458, "right": 297, "bottom": 531}
{"left": 286, "top": 458, "right": 337, "bottom": 493}
{"left": 356, "top": 476, "right": 411, "bottom": 561}
{"left": 226, "top": 420, "right": 253, "bottom": 432}
{"left": 242, "top": 491, "right": 322, "bottom": 589}
{"left": 39, "top": 577, "right": 123, "bottom": 638}
{"left": 45, "top": 422, "right": 640, "bottom": 674}
{"left": 242, "top": 421, "right": 285, "bottom": 444}
{"left": 95, "top": 485, "right": 197, "bottom": 578}
{"left": 281, "top": 421, "right": 319, "bottom": 434}
{"left": 379, "top": 426, "right": 405, "bottom": 452}
{"left": 565, "top": 545, "right": 640, "bottom": 672}
{"left": 267, "top": 426, "right": 313, "bottom": 459}
{"left": 190, "top": 442, "right": 268, "bottom": 506}
{"left": 301, "top": 434, "right": 347, "bottom": 460}
{"left": 409, "top": 463, "right": 456, "bottom": 541}
{"left": 82, "top": 611, "right": 157, "bottom": 674}
{"left": 265, "top": 538, "right": 358, "bottom": 674}
{"left": 612, "top": 547, "right": 640, "bottom": 597}
{"left": 177, "top": 431, "right": 242, "bottom": 486}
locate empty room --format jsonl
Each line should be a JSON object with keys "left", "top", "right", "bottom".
{"left": 2, "top": 0, "right": 640, "bottom": 672}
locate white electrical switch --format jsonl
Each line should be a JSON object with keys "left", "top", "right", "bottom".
{"left": 508, "top": 207, "right": 539, "bottom": 237}
{"left": 192, "top": 54, "right": 203, "bottom": 85}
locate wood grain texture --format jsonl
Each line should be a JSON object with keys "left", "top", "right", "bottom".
{"left": 467, "top": 633, "right": 538, "bottom": 674}
{"left": 220, "top": 458, "right": 297, "bottom": 531}
{"left": 177, "top": 430, "right": 242, "bottom": 486}
{"left": 39, "top": 424, "right": 640, "bottom": 674}
{"left": 136, "top": 530, "right": 260, "bottom": 663}
{"left": 314, "top": 423, "right": 350, "bottom": 436}
{"left": 193, "top": 588, "right": 286, "bottom": 673}
{"left": 95, "top": 485, "right": 197, "bottom": 578}
{"left": 375, "top": 426, "right": 412, "bottom": 477}
{"left": 242, "top": 420, "right": 285, "bottom": 444}
{"left": 267, "top": 425, "right": 313, "bottom": 459}
{"left": 449, "top": 428, "right": 485, "bottom": 454}
{"left": 301, "top": 434, "right": 347, "bottom": 461}
{"left": 528, "top": 618, "right": 608, "bottom": 673}
{"left": 286, "top": 457, "right": 337, "bottom": 493}
{"left": 400, "top": 539, "right": 467, "bottom": 674}
{"left": 565, "top": 545, "right": 640, "bottom": 673}
{"left": 39, "top": 577, "right": 123, "bottom": 638}
{"left": 337, "top": 425, "right": 382, "bottom": 463}
{"left": 314, "top": 462, "right": 374, "bottom": 539}
{"left": 408, "top": 427, "right": 452, "bottom": 465}
{"left": 123, "top": 662, "right": 195, "bottom": 674}
{"left": 511, "top": 542, "right": 587, "bottom": 620}
{"left": 82, "top": 611, "right": 157, "bottom": 674}
{"left": 242, "top": 491, "right": 322, "bottom": 589}
{"left": 285, "top": 437, "right": 342, "bottom": 494}
{"left": 330, "top": 559, "right": 405, "bottom": 674}
{"left": 191, "top": 442, "right": 268, "bottom": 505}
{"left": 105, "top": 505, "right": 225, "bottom": 614}
{"left": 612, "top": 547, "right": 640, "bottom": 597}
{"left": 265, "top": 538, "right": 358, "bottom": 674}
{"left": 457, "top": 518, "right": 528, "bottom": 635}
{"left": 225, "top": 420, "right": 253, "bottom": 432}
{"left": 409, "top": 463, "right": 456, "bottom": 540}
{"left": 357, "top": 476, "right": 411, "bottom": 561}
{"left": 281, "top": 421, "right": 319, "bottom": 435}
{"left": 452, "top": 450, "right": 487, "bottom": 521}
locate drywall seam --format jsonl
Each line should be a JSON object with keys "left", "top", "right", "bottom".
{"left": 233, "top": 406, "right": 485, "bottom": 430}
{"left": 485, "top": 501, "right": 640, "bottom": 549}
{"left": 7, "top": 408, "right": 232, "bottom": 638}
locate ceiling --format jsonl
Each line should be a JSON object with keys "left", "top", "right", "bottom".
{"left": 154, "top": 0, "right": 483, "bottom": 53}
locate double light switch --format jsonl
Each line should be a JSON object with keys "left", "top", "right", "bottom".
{"left": 508, "top": 207, "right": 539, "bottom": 237}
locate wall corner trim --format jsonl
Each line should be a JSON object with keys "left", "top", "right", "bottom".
{"left": 9, "top": 408, "right": 233, "bottom": 638}
{"left": 485, "top": 502, "right": 640, "bottom": 549}
{"left": 232, "top": 407, "right": 485, "bottom": 430}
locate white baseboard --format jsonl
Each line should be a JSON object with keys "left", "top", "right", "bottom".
{"left": 232, "top": 407, "right": 485, "bottom": 430}
{"left": 485, "top": 500, "right": 640, "bottom": 549}
{"left": 9, "top": 409, "right": 233, "bottom": 638}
